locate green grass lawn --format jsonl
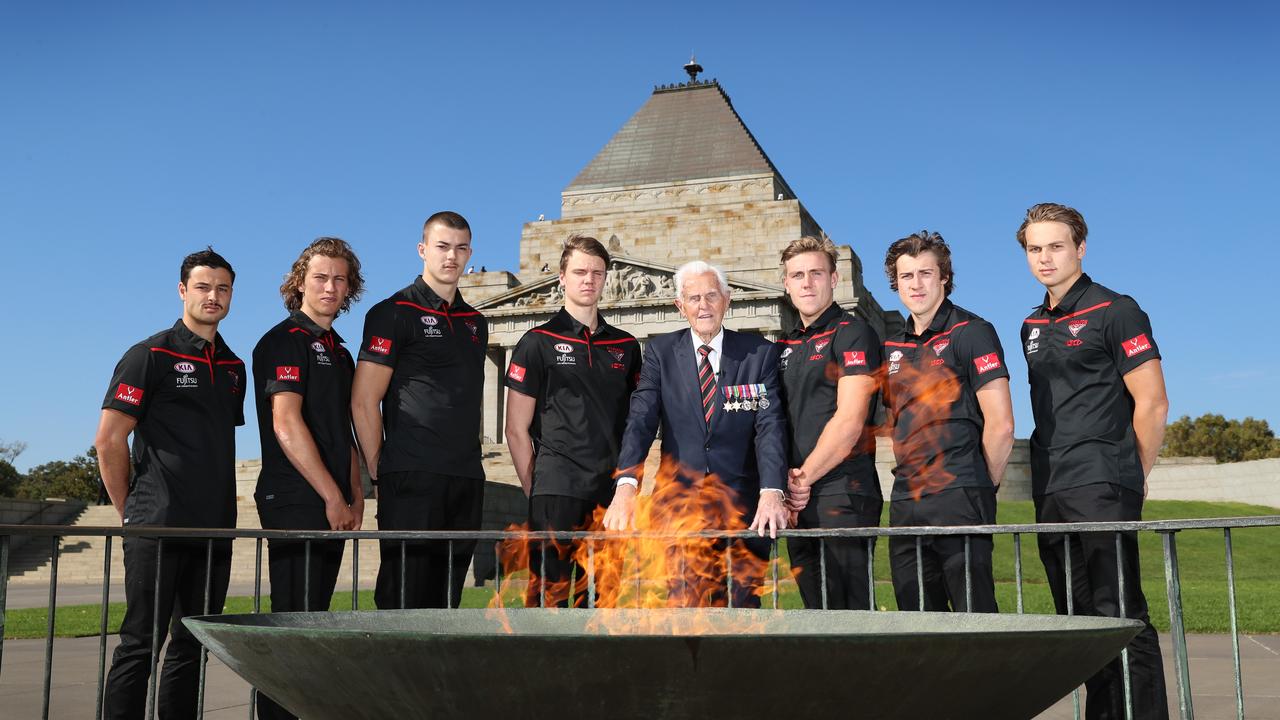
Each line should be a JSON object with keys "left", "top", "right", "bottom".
{"left": 5, "top": 500, "right": 1276, "bottom": 639}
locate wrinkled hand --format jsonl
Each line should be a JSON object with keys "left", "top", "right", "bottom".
{"left": 749, "top": 491, "right": 788, "bottom": 538}
{"left": 603, "top": 484, "right": 638, "bottom": 531}
{"left": 326, "top": 498, "right": 357, "bottom": 531}
{"left": 786, "top": 468, "right": 811, "bottom": 513}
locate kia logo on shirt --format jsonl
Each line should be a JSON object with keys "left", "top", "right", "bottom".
{"left": 554, "top": 343, "right": 573, "bottom": 353}
{"left": 973, "top": 353, "right": 1002, "bottom": 374}
{"left": 421, "top": 315, "right": 438, "bottom": 326}
{"left": 312, "top": 342, "right": 326, "bottom": 352}
{"left": 173, "top": 362, "right": 195, "bottom": 374}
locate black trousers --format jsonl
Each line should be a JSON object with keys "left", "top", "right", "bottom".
{"left": 889, "top": 486, "right": 998, "bottom": 613}
{"left": 1036, "top": 483, "right": 1169, "bottom": 720}
{"left": 103, "top": 536, "right": 232, "bottom": 720}
{"left": 254, "top": 504, "right": 346, "bottom": 720}
{"left": 789, "top": 491, "right": 882, "bottom": 610}
{"left": 375, "top": 471, "right": 484, "bottom": 609}
{"left": 525, "top": 494, "right": 609, "bottom": 608}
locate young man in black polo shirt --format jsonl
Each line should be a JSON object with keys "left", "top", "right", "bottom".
{"left": 252, "top": 237, "right": 365, "bottom": 720}
{"left": 1019, "top": 203, "right": 1169, "bottom": 720}
{"left": 94, "top": 247, "right": 245, "bottom": 720}
{"left": 882, "top": 231, "right": 1014, "bottom": 613}
{"left": 352, "top": 211, "right": 488, "bottom": 609}
{"left": 775, "top": 235, "right": 882, "bottom": 609}
{"left": 504, "top": 235, "right": 641, "bottom": 607}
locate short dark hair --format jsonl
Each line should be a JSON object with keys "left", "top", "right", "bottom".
{"left": 279, "top": 237, "right": 365, "bottom": 314}
{"left": 1016, "top": 202, "right": 1088, "bottom": 248}
{"left": 180, "top": 246, "right": 235, "bottom": 285}
{"left": 884, "top": 230, "right": 954, "bottom": 297}
{"left": 559, "top": 234, "right": 610, "bottom": 273}
{"left": 422, "top": 211, "right": 471, "bottom": 239}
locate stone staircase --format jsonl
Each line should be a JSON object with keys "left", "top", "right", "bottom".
{"left": 5, "top": 445, "right": 529, "bottom": 589}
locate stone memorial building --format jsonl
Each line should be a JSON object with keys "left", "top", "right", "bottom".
{"left": 461, "top": 61, "right": 901, "bottom": 444}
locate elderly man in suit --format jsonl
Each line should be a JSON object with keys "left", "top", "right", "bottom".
{"left": 603, "top": 260, "right": 788, "bottom": 607}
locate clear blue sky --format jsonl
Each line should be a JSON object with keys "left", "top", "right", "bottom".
{"left": 2, "top": 1, "right": 1277, "bottom": 471}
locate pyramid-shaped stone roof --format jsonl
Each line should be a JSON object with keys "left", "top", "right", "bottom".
{"left": 566, "top": 80, "right": 791, "bottom": 192}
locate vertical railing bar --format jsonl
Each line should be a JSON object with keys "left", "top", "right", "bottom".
{"left": 493, "top": 541, "right": 502, "bottom": 605}
{"left": 586, "top": 539, "right": 596, "bottom": 609}
{"left": 446, "top": 539, "right": 454, "bottom": 610}
{"left": 1116, "top": 532, "right": 1133, "bottom": 720}
{"left": 41, "top": 534, "right": 60, "bottom": 720}
{"left": 866, "top": 537, "right": 875, "bottom": 611}
{"left": 725, "top": 542, "right": 734, "bottom": 609}
{"left": 915, "top": 536, "right": 924, "bottom": 612}
{"left": 399, "top": 540, "right": 407, "bottom": 609}
{"left": 250, "top": 537, "right": 261, "bottom": 719}
{"left": 772, "top": 539, "right": 780, "bottom": 610}
{"left": 634, "top": 541, "right": 641, "bottom": 608}
{"left": 1224, "top": 528, "right": 1243, "bottom": 720}
{"left": 963, "top": 535, "right": 972, "bottom": 613}
{"left": 196, "top": 538, "right": 213, "bottom": 720}
{"left": 303, "top": 539, "right": 312, "bottom": 612}
{"left": 1013, "top": 533, "right": 1024, "bottom": 614}
{"left": 145, "top": 537, "right": 163, "bottom": 720}
{"left": 1066, "top": 535, "right": 1080, "bottom": 720}
{"left": 819, "top": 537, "right": 828, "bottom": 610}
{"left": 1162, "top": 532, "right": 1194, "bottom": 719}
{"left": 0, "top": 534, "right": 10, "bottom": 677}
{"left": 539, "top": 539, "right": 547, "bottom": 609}
{"left": 95, "top": 534, "right": 113, "bottom": 720}
{"left": 352, "top": 538, "right": 359, "bottom": 611}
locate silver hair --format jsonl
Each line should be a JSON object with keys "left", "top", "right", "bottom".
{"left": 673, "top": 260, "right": 729, "bottom": 299}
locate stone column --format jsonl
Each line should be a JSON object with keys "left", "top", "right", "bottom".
{"left": 481, "top": 346, "right": 506, "bottom": 444}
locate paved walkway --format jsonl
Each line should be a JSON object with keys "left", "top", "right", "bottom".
{"left": 0, "top": 629, "right": 1276, "bottom": 718}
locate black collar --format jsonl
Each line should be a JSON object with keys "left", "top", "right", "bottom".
{"left": 791, "top": 302, "right": 844, "bottom": 336}
{"left": 548, "top": 306, "right": 615, "bottom": 338}
{"left": 411, "top": 276, "right": 465, "bottom": 311}
{"left": 288, "top": 310, "right": 345, "bottom": 344}
{"left": 1037, "top": 273, "right": 1094, "bottom": 316}
{"left": 906, "top": 299, "right": 955, "bottom": 341}
{"left": 170, "top": 319, "right": 220, "bottom": 353}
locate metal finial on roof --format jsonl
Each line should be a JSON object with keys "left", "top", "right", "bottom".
{"left": 684, "top": 55, "right": 703, "bottom": 83}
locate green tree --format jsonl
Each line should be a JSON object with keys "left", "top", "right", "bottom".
{"left": 1163, "top": 414, "right": 1280, "bottom": 463}
{"left": 16, "top": 447, "right": 101, "bottom": 501}
{"left": 0, "top": 459, "right": 22, "bottom": 498}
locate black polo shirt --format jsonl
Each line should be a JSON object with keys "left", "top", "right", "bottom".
{"left": 883, "top": 300, "right": 1008, "bottom": 502}
{"left": 101, "top": 320, "right": 245, "bottom": 528}
{"left": 253, "top": 311, "right": 356, "bottom": 509}
{"left": 358, "top": 277, "right": 488, "bottom": 479}
{"left": 1022, "top": 273, "right": 1161, "bottom": 497}
{"left": 505, "top": 308, "right": 641, "bottom": 501}
{"left": 776, "top": 302, "right": 883, "bottom": 498}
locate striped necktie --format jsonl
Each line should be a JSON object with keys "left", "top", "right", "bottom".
{"left": 698, "top": 344, "right": 716, "bottom": 427}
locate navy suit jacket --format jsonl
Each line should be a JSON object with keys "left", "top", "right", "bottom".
{"left": 616, "top": 328, "right": 787, "bottom": 502}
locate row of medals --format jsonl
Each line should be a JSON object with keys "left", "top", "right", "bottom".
{"left": 724, "top": 396, "right": 769, "bottom": 412}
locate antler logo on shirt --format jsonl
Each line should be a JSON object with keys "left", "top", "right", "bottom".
{"left": 1123, "top": 334, "right": 1152, "bottom": 358}
{"left": 973, "top": 353, "right": 1002, "bottom": 374}
{"left": 843, "top": 351, "right": 866, "bottom": 367}
{"left": 507, "top": 363, "right": 526, "bottom": 382}
{"left": 276, "top": 366, "right": 300, "bottom": 382}
{"left": 368, "top": 337, "right": 392, "bottom": 355}
{"left": 115, "top": 383, "right": 143, "bottom": 406}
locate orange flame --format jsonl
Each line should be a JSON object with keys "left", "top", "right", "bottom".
{"left": 485, "top": 455, "right": 781, "bottom": 634}
{"left": 883, "top": 359, "right": 962, "bottom": 500}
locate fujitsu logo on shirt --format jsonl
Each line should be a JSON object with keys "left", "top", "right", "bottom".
{"left": 368, "top": 337, "right": 392, "bottom": 355}
{"left": 115, "top": 383, "right": 143, "bottom": 406}
{"left": 277, "top": 366, "right": 301, "bottom": 382}
{"left": 507, "top": 363, "right": 526, "bottom": 382}
{"left": 1068, "top": 319, "right": 1089, "bottom": 337}
{"left": 1123, "top": 334, "right": 1153, "bottom": 358}
{"left": 843, "top": 351, "right": 866, "bottom": 367}
{"left": 974, "top": 353, "right": 1002, "bottom": 374}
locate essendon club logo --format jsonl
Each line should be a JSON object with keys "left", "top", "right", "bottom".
{"left": 932, "top": 339, "right": 950, "bottom": 356}
{"left": 1068, "top": 319, "right": 1089, "bottom": 337}
{"left": 1124, "top": 334, "right": 1153, "bottom": 358}
{"left": 507, "top": 363, "right": 526, "bottom": 383}
{"left": 464, "top": 319, "right": 478, "bottom": 335}
{"left": 974, "top": 353, "right": 1002, "bottom": 374}
{"left": 814, "top": 338, "right": 830, "bottom": 353}
{"left": 115, "top": 383, "right": 143, "bottom": 406}
{"left": 368, "top": 336, "right": 392, "bottom": 355}
{"left": 607, "top": 347, "right": 625, "bottom": 362}
{"left": 276, "top": 366, "right": 300, "bottom": 382}
{"left": 843, "top": 351, "right": 866, "bottom": 367}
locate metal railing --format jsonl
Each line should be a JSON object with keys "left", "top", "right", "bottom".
{"left": 2, "top": 515, "right": 1278, "bottom": 720}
